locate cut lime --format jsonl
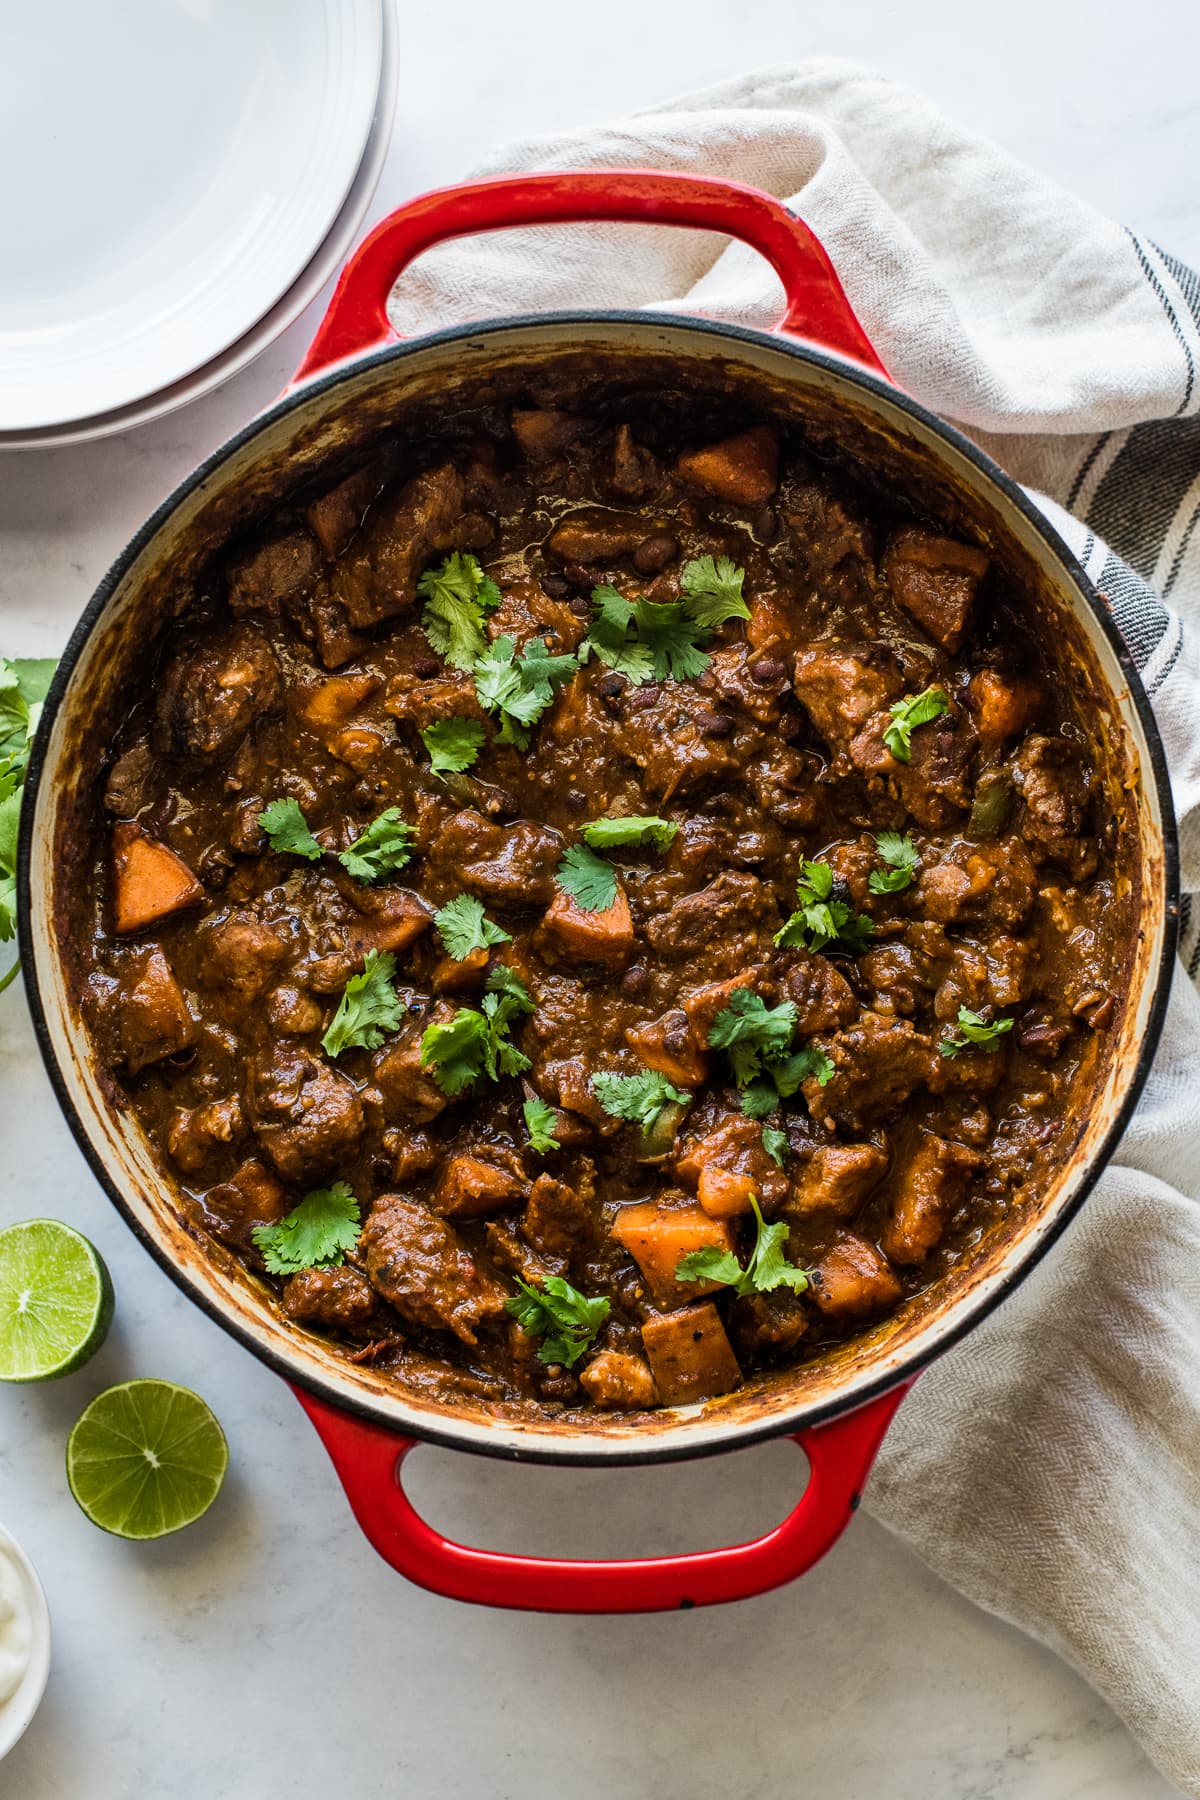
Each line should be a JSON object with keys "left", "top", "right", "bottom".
{"left": 0, "top": 1219, "right": 114, "bottom": 1381}
{"left": 67, "top": 1380, "right": 228, "bottom": 1540}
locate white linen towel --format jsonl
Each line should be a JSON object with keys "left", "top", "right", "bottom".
{"left": 383, "top": 62, "right": 1200, "bottom": 1795}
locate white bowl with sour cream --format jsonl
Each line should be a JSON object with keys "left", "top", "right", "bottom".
{"left": 0, "top": 1524, "right": 51, "bottom": 1761}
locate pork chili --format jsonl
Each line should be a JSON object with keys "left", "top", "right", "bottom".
{"left": 75, "top": 397, "right": 1129, "bottom": 1415}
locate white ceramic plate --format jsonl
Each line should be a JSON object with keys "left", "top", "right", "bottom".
{"left": 0, "top": 0, "right": 382, "bottom": 431}
{"left": 0, "top": 1524, "right": 51, "bottom": 1763}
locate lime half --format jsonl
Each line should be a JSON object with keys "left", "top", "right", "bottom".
{"left": 67, "top": 1380, "right": 228, "bottom": 1540}
{"left": 0, "top": 1219, "right": 114, "bottom": 1381}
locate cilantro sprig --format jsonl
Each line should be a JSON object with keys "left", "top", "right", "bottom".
{"left": 338, "top": 808, "right": 416, "bottom": 883}
{"left": 252, "top": 1182, "right": 361, "bottom": 1275}
{"left": 420, "top": 964, "right": 534, "bottom": 1096}
{"left": 434, "top": 893, "right": 511, "bottom": 962}
{"left": 420, "top": 717, "right": 485, "bottom": 778}
{"left": 473, "top": 634, "right": 578, "bottom": 748}
{"left": 940, "top": 1006, "right": 1014, "bottom": 1059}
{"left": 675, "top": 1197, "right": 810, "bottom": 1298}
{"left": 678, "top": 554, "right": 751, "bottom": 627}
{"left": 591, "top": 1067, "right": 691, "bottom": 1134}
{"left": 321, "top": 949, "right": 404, "bottom": 1057}
{"left": 580, "top": 814, "right": 678, "bottom": 853}
{"left": 523, "top": 1095, "right": 561, "bottom": 1154}
{"left": 869, "top": 831, "right": 920, "bottom": 895}
{"left": 0, "top": 656, "right": 56, "bottom": 991}
{"left": 579, "top": 555, "right": 749, "bottom": 688}
{"left": 259, "top": 797, "right": 323, "bottom": 861}
{"left": 418, "top": 552, "right": 501, "bottom": 670}
{"left": 762, "top": 1126, "right": 789, "bottom": 1168}
{"left": 504, "top": 1275, "right": 610, "bottom": 1368}
{"left": 775, "top": 859, "right": 873, "bottom": 954}
{"left": 555, "top": 844, "right": 619, "bottom": 913}
{"left": 883, "top": 685, "right": 950, "bottom": 763}
{"left": 706, "top": 989, "right": 833, "bottom": 1119}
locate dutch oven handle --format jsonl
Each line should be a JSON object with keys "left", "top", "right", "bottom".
{"left": 291, "top": 169, "right": 889, "bottom": 383}
{"left": 292, "top": 1382, "right": 909, "bottom": 1612}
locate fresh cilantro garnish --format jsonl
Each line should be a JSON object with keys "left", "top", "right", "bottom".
{"left": 580, "top": 814, "right": 678, "bottom": 853}
{"left": 418, "top": 552, "right": 502, "bottom": 670}
{"left": 337, "top": 808, "right": 416, "bottom": 883}
{"left": 434, "top": 893, "right": 511, "bottom": 961}
{"left": 473, "top": 635, "right": 577, "bottom": 748}
{"left": 940, "top": 1006, "right": 1014, "bottom": 1059}
{"left": 708, "top": 989, "right": 798, "bottom": 1085}
{"left": 678, "top": 554, "right": 750, "bottom": 627}
{"left": 504, "top": 1275, "right": 610, "bottom": 1368}
{"left": 740, "top": 1044, "right": 835, "bottom": 1118}
{"left": 420, "top": 716, "right": 486, "bottom": 778}
{"left": 869, "top": 831, "right": 920, "bottom": 895}
{"left": 775, "top": 859, "right": 873, "bottom": 954}
{"left": 258, "top": 797, "right": 323, "bottom": 861}
{"left": 675, "top": 1197, "right": 810, "bottom": 1297}
{"left": 252, "top": 1182, "right": 361, "bottom": 1275}
{"left": 555, "top": 844, "right": 619, "bottom": 913}
{"left": 321, "top": 949, "right": 404, "bottom": 1057}
{"left": 591, "top": 1067, "right": 691, "bottom": 1134}
{"left": 0, "top": 656, "right": 55, "bottom": 992}
{"left": 579, "top": 564, "right": 748, "bottom": 688}
{"left": 762, "top": 1126, "right": 789, "bottom": 1168}
{"left": 419, "top": 964, "right": 534, "bottom": 1095}
{"left": 523, "top": 1095, "right": 561, "bottom": 1154}
{"left": 883, "top": 685, "right": 950, "bottom": 763}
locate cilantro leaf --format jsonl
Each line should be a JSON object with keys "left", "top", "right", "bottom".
{"left": 679, "top": 554, "right": 750, "bottom": 627}
{"left": 708, "top": 989, "right": 798, "bottom": 1086}
{"left": 869, "top": 831, "right": 920, "bottom": 895}
{"left": 883, "top": 685, "right": 950, "bottom": 763}
{"left": 0, "top": 657, "right": 50, "bottom": 991}
{"left": 631, "top": 597, "right": 711, "bottom": 682}
{"left": 420, "top": 716, "right": 486, "bottom": 778}
{"left": 676, "top": 1197, "right": 810, "bottom": 1298}
{"left": 420, "top": 964, "right": 534, "bottom": 1095}
{"left": 337, "top": 808, "right": 416, "bottom": 883}
{"left": 940, "top": 1006, "right": 1014, "bottom": 1059}
{"left": 434, "top": 893, "right": 511, "bottom": 961}
{"left": 762, "top": 1126, "right": 789, "bottom": 1168}
{"left": 523, "top": 1095, "right": 561, "bottom": 1154}
{"left": 418, "top": 552, "right": 502, "bottom": 670}
{"left": 580, "top": 814, "right": 678, "bottom": 853}
{"left": 592, "top": 1067, "right": 691, "bottom": 1133}
{"left": 321, "top": 950, "right": 404, "bottom": 1057}
{"left": 775, "top": 858, "right": 873, "bottom": 954}
{"left": 556, "top": 844, "right": 618, "bottom": 913}
{"left": 579, "top": 587, "right": 656, "bottom": 684}
{"left": 252, "top": 1182, "right": 361, "bottom": 1275}
{"left": 504, "top": 1275, "right": 610, "bottom": 1367}
{"left": 258, "top": 797, "right": 323, "bottom": 861}
{"left": 473, "top": 635, "right": 577, "bottom": 748}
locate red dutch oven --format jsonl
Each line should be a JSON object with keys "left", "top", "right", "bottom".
{"left": 19, "top": 172, "right": 1178, "bottom": 1613}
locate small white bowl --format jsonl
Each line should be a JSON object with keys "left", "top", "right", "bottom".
{"left": 0, "top": 1524, "right": 51, "bottom": 1763}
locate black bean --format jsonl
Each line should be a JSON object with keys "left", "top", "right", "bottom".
{"left": 597, "top": 673, "right": 627, "bottom": 700}
{"left": 754, "top": 505, "right": 778, "bottom": 543}
{"left": 568, "top": 595, "right": 591, "bottom": 618}
{"left": 632, "top": 532, "right": 679, "bottom": 575}
{"left": 540, "top": 574, "right": 572, "bottom": 601}
{"left": 620, "top": 964, "right": 650, "bottom": 998}
{"left": 412, "top": 652, "right": 441, "bottom": 678}
{"left": 563, "top": 562, "right": 595, "bottom": 590}
{"left": 695, "top": 709, "right": 735, "bottom": 737}
{"left": 566, "top": 790, "right": 587, "bottom": 814}
{"left": 749, "top": 657, "right": 787, "bottom": 686}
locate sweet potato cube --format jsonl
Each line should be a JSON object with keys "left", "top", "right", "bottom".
{"left": 111, "top": 823, "right": 204, "bottom": 935}
{"left": 611, "top": 1199, "right": 734, "bottom": 1309}
{"left": 540, "top": 884, "right": 634, "bottom": 968}
{"left": 430, "top": 946, "right": 490, "bottom": 993}
{"left": 624, "top": 1012, "right": 708, "bottom": 1087}
{"left": 641, "top": 1304, "right": 743, "bottom": 1406}
{"left": 115, "top": 947, "right": 196, "bottom": 1072}
{"left": 675, "top": 426, "right": 779, "bottom": 507}
{"left": 681, "top": 971, "right": 762, "bottom": 1043}
{"left": 967, "top": 669, "right": 1043, "bottom": 751}
{"left": 433, "top": 1154, "right": 525, "bottom": 1220}
{"left": 343, "top": 892, "right": 432, "bottom": 962}
{"left": 298, "top": 672, "right": 381, "bottom": 729}
{"left": 810, "top": 1233, "right": 902, "bottom": 1320}
{"left": 696, "top": 1165, "right": 757, "bottom": 1219}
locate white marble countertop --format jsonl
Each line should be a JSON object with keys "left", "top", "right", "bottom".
{"left": 2, "top": 4, "right": 1196, "bottom": 1795}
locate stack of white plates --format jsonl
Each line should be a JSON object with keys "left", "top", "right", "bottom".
{"left": 0, "top": 0, "right": 397, "bottom": 449}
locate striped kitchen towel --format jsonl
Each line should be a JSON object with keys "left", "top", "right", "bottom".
{"left": 387, "top": 62, "right": 1200, "bottom": 1794}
